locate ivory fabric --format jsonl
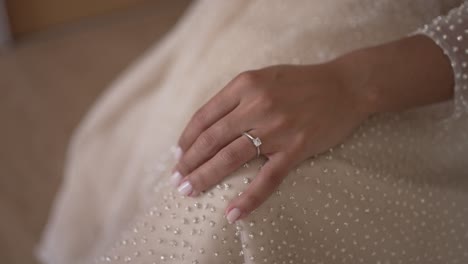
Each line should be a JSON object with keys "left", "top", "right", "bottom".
{"left": 37, "top": 1, "right": 468, "bottom": 263}
{"left": 419, "top": 1, "right": 468, "bottom": 118}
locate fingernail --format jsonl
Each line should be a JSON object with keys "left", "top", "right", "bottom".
{"left": 177, "top": 181, "right": 193, "bottom": 196}
{"left": 171, "top": 145, "right": 183, "bottom": 161}
{"left": 170, "top": 171, "right": 183, "bottom": 187}
{"left": 226, "top": 208, "right": 241, "bottom": 224}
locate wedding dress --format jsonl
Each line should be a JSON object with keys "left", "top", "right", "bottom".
{"left": 37, "top": 1, "right": 468, "bottom": 263}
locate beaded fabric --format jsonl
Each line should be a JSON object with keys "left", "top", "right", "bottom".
{"left": 418, "top": 1, "right": 468, "bottom": 118}
{"left": 37, "top": 1, "right": 468, "bottom": 264}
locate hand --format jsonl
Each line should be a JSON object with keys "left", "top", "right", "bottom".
{"left": 170, "top": 35, "right": 455, "bottom": 224}
{"left": 171, "top": 62, "right": 371, "bottom": 223}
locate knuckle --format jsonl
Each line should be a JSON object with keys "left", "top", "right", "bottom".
{"left": 219, "top": 148, "right": 241, "bottom": 167}
{"left": 196, "top": 131, "right": 217, "bottom": 151}
{"left": 177, "top": 136, "right": 189, "bottom": 151}
{"left": 274, "top": 112, "right": 291, "bottom": 128}
{"left": 265, "top": 173, "right": 283, "bottom": 188}
{"left": 256, "top": 94, "right": 274, "bottom": 113}
{"left": 296, "top": 131, "right": 307, "bottom": 145}
{"left": 243, "top": 193, "right": 262, "bottom": 208}
{"left": 261, "top": 172, "right": 281, "bottom": 190}
{"left": 191, "top": 170, "right": 209, "bottom": 191}
{"left": 177, "top": 160, "right": 191, "bottom": 175}
{"left": 192, "top": 109, "right": 209, "bottom": 128}
{"left": 291, "top": 131, "right": 307, "bottom": 152}
{"left": 211, "top": 122, "right": 228, "bottom": 139}
{"left": 235, "top": 70, "right": 259, "bottom": 87}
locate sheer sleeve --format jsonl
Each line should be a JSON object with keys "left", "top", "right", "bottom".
{"left": 415, "top": 1, "right": 468, "bottom": 118}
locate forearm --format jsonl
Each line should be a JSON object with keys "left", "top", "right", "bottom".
{"left": 334, "top": 34, "right": 455, "bottom": 115}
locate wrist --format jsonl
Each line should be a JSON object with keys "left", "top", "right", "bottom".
{"left": 330, "top": 48, "right": 380, "bottom": 117}
{"left": 331, "top": 35, "right": 455, "bottom": 116}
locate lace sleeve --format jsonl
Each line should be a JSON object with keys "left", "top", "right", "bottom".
{"left": 415, "top": 1, "right": 468, "bottom": 118}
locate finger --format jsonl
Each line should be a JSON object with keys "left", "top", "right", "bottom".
{"left": 177, "top": 80, "right": 242, "bottom": 153}
{"left": 224, "top": 153, "right": 292, "bottom": 224}
{"left": 176, "top": 130, "right": 261, "bottom": 196}
{"left": 175, "top": 108, "right": 247, "bottom": 176}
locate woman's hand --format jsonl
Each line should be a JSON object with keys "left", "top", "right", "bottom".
{"left": 170, "top": 34, "right": 455, "bottom": 224}
{"left": 171, "top": 62, "right": 371, "bottom": 223}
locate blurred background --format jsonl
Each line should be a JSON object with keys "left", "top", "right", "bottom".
{"left": 0, "top": 0, "right": 190, "bottom": 263}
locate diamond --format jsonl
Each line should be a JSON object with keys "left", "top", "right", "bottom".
{"left": 253, "top": 137, "right": 262, "bottom": 147}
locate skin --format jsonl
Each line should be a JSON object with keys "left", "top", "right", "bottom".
{"left": 172, "top": 34, "right": 454, "bottom": 223}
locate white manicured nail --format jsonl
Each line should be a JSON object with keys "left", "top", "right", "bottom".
{"left": 171, "top": 145, "right": 183, "bottom": 161}
{"left": 170, "top": 171, "right": 183, "bottom": 187}
{"left": 226, "top": 208, "right": 241, "bottom": 224}
{"left": 177, "top": 181, "right": 193, "bottom": 196}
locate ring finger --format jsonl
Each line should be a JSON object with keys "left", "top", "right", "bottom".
{"left": 176, "top": 129, "right": 267, "bottom": 196}
{"left": 174, "top": 108, "right": 245, "bottom": 177}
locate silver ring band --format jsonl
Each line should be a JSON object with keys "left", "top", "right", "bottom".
{"left": 242, "top": 131, "right": 262, "bottom": 158}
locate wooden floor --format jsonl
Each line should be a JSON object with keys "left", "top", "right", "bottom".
{"left": 0, "top": 1, "right": 189, "bottom": 263}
